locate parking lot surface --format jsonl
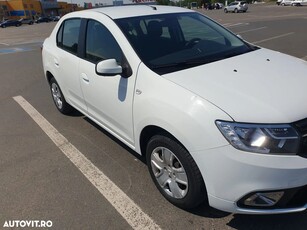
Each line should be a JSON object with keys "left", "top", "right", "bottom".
{"left": 1, "top": 4, "right": 307, "bottom": 229}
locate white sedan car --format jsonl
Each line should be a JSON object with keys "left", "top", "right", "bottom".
{"left": 42, "top": 5, "right": 307, "bottom": 214}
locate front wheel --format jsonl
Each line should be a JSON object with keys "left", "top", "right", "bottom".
{"left": 146, "top": 134, "right": 206, "bottom": 209}
{"left": 234, "top": 8, "right": 238, "bottom": 13}
{"left": 50, "top": 77, "right": 74, "bottom": 114}
{"left": 224, "top": 8, "right": 228, "bottom": 13}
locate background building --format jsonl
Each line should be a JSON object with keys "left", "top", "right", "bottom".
{"left": 39, "top": 0, "right": 59, "bottom": 16}
{"left": 4, "top": 0, "right": 42, "bottom": 19}
{"left": 0, "top": 1, "right": 10, "bottom": 20}
{"left": 58, "top": 1, "right": 78, "bottom": 15}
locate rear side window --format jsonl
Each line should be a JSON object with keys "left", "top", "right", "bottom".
{"left": 57, "top": 18, "right": 81, "bottom": 55}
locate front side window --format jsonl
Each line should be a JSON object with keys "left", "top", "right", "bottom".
{"left": 116, "top": 13, "right": 256, "bottom": 74}
{"left": 57, "top": 18, "right": 81, "bottom": 55}
{"left": 85, "top": 20, "right": 122, "bottom": 63}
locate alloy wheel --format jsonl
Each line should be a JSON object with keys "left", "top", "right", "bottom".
{"left": 150, "top": 147, "right": 188, "bottom": 199}
{"left": 51, "top": 83, "right": 63, "bottom": 109}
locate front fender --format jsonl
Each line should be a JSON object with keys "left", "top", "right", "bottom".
{"left": 133, "top": 63, "right": 232, "bottom": 155}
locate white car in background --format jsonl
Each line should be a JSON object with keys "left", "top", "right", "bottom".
{"left": 224, "top": 1, "right": 248, "bottom": 13}
{"left": 42, "top": 5, "right": 307, "bottom": 214}
{"left": 278, "top": 0, "right": 307, "bottom": 5}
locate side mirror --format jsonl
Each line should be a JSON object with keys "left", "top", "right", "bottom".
{"left": 96, "top": 59, "right": 122, "bottom": 76}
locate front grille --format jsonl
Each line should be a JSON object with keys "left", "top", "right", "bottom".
{"left": 293, "top": 118, "right": 307, "bottom": 157}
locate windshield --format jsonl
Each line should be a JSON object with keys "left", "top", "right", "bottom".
{"left": 116, "top": 12, "right": 257, "bottom": 74}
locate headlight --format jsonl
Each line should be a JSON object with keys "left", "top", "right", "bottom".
{"left": 216, "top": 121, "right": 300, "bottom": 154}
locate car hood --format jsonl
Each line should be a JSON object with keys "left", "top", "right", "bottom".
{"left": 163, "top": 48, "right": 307, "bottom": 123}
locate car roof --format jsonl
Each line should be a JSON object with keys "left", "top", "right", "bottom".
{"left": 84, "top": 5, "right": 193, "bottom": 19}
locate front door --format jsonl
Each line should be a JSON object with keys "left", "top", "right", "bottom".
{"left": 79, "top": 19, "right": 136, "bottom": 146}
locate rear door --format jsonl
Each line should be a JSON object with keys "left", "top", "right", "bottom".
{"left": 55, "top": 18, "right": 87, "bottom": 113}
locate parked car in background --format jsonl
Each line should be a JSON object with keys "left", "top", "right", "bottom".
{"left": 35, "top": 17, "right": 52, "bottom": 23}
{"left": 19, "top": 18, "right": 34, "bottom": 25}
{"left": 42, "top": 5, "right": 307, "bottom": 214}
{"left": 0, "top": 19, "right": 22, "bottom": 28}
{"left": 279, "top": 0, "right": 307, "bottom": 5}
{"left": 224, "top": 1, "right": 248, "bottom": 13}
{"left": 215, "top": 2, "right": 224, "bottom": 8}
{"left": 292, "top": 0, "right": 307, "bottom": 5}
{"left": 50, "top": 16, "right": 60, "bottom": 21}
{"left": 279, "top": 0, "right": 295, "bottom": 5}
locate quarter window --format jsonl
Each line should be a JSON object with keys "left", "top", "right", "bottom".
{"left": 57, "top": 18, "right": 81, "bottom": 55}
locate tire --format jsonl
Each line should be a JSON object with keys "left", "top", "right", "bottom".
{"left": 234, "top": 8, "right": 238, "bottom": 13}
{"left": 2, "top": 25, "right": 6, "bottom": 28}
{"left": 146, "top": 134, "right": 206, "bottom": 209}
{"left": 49, "top": 77, "right": 74, "bottom": 114}
{"left": 224, "top": 8, "right": 228, "bottom": 13}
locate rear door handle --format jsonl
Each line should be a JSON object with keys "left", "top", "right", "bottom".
{"left": 54, "top": 58, "right": 59, "bottom": 67}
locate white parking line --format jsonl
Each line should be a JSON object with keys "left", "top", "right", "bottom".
{"left": 252, "top": 32, "right": 294, "bottom": 44}
{"left": 237, "top": 27, "right": 267, "bottom": 34}
{"left": 224, "top": 22, "right": 249, "bottom": 28}
{"left": 13, "top": 96, "right": 161, "bottom": 230}
{"left": 0, "top": 43, "right": 9, "bottom": 46}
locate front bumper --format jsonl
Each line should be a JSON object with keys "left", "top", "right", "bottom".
{"left": 192, "top": 145, "right": 307, "bottom": 214}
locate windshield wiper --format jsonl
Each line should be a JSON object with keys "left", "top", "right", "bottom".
{"left": 152, "top": 58, "right": 211, "bottom": 70}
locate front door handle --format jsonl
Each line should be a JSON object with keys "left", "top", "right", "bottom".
{"left": 81, "top": 73, "right": 89, "bottom": 83}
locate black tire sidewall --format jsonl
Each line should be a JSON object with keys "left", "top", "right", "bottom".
{"left": 146, "top": 134, "right": 206, "bottom": 209}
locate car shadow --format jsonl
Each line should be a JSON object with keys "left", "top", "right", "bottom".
{"left": 67, "top": 109, "right": 84, "bottom": 117}
{"left": 227, "top": 211, "right": 307, "bottom": 229}
{"left": 83, "top": 116, "right": 146, "bottom": 164}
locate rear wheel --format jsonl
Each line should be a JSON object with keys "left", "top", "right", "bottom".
{"left": 224, "top": 8, "right": 228, "bottom": 13}
{"left": 146, "top": 134, "right": 206, "bottom": 209}
{"left": 50, "top": 77, "right": 74, "bottom": 114}
{"left": 234, "top": 8, "right": 238, "bottom": 13}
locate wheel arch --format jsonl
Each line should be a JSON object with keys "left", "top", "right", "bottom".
{"left": 139, "top": 125, "right": 185, "bottom": 158}
{"left": 141, "top": 125, "right": 209, "bottom": 208}
{"left": 46, "top": 71, "right": 54, "bottom": 84}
